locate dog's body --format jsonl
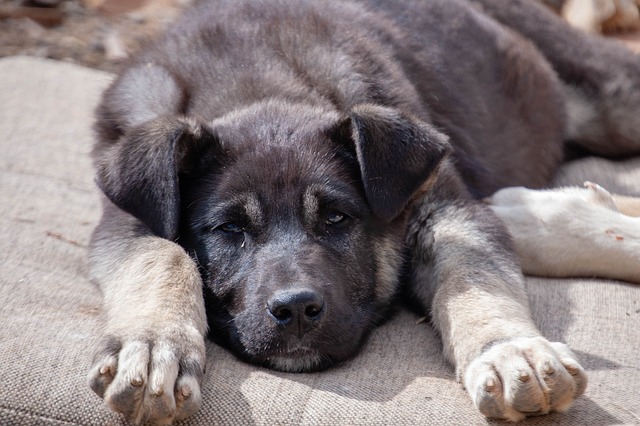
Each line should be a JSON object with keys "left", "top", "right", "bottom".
{"left": 87, "top": 0, "right": 640, "bottom": 423}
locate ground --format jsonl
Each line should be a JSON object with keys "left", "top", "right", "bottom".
{"left": 0, "top": 0, "right": 638, "bottom": 74}
{"left": 0, "top": 0, "right": 188, "bottom": 73}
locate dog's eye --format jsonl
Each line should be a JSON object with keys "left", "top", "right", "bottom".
{"left": 219, "top": 222, "right": 243, "bottom": 234}
{"left": 325, "top": 211, "right": 346, "bottom": 225}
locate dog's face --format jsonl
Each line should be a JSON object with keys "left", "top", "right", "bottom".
{"left": 96, "top": 100, "right": 450, "bottom": 372}
{"left": 180, "top": 102, "right": 401, "bottom": 371}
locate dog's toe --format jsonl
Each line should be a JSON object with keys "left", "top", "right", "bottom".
{"left": 584, "top": 181, "right": 619, "bottom": 211}
{"left": 174, "top": 374, "right": 203, "bottom": 420}
{"left": 88, "top": 337, "right": 121, "bottom": 398}
{"left": 103, "top": 340, "right": 152, "bottom": 421}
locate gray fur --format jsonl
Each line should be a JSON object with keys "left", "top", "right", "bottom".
{"left": 87, "top": 0, "right": 640, "bottom": 423}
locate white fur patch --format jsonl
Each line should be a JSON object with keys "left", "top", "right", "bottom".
{"left": 266, "top": 352, "right": 326, "bottom": 373}
{"left": 487, "top": 183, "right": 640, "bottom": 283}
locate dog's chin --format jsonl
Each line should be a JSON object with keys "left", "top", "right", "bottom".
{"left": 262, "top": 349, "right": 332, "bottom": 373}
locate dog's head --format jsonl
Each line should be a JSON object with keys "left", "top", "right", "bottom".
{"left": 96, "top": 99, "right": 449, "bottom": 372}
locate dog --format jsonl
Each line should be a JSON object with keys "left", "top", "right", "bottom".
{"left": 86, "top": 0, "right": 640, "bottom": 423}
{"left": 487, "top": 182, "right": 640, "bottom": 283}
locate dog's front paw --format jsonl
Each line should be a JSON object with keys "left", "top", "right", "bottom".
{"left": 88, "top": 328, "right": 205, "bottom": 425}
{"left": 464, "top": 337, "right": 587, "bottom": 421}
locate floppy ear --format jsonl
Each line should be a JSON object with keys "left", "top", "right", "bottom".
{"left": 344, "top": 104, "right": 451, "bottom": 221}
{"left": 95, "top": 117, "right": 222, "bottom": 240}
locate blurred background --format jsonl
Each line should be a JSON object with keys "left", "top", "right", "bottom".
{"left": 0, "top": 0, "right": 639, "bottom": 74}
{"left": 0, "top": 0, "right": 191, "bottom": 72}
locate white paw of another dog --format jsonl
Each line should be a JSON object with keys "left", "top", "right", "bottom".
{"left": 464, "top": 337, "right": 587, "bottom": 421}
{"left": 484, "top": 182, "right": 637, "bottom": 279}
{"left": 582, "top": 181, "right": 619, "bottom": 211}
{"left": 486, "top": 181, "right": 617, "bottom": 215}
{"left": 88, "top": 328, "right": 206, "bottom": 425}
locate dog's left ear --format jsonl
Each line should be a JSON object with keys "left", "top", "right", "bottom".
{"left": 330, "top": 104, "right": 451, "bottom": 221}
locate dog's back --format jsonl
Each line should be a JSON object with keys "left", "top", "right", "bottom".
{"left": 95, "top": 0, "right": 567, "bottom": 197}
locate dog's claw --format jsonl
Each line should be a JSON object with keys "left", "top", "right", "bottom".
{"left": 177, "top": 385, "right": 191, "bottom": 401}
{"left": 518, "top": 371, "right": 531, "bottom": 382}
{"left": 483, "top": 378, "right": 497, "bottom": 391}
{"left": 99, "top": 365, "right": 114, "bottom": 376}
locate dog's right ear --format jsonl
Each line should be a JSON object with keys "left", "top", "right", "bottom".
{"left": 95, "top": 117, "right": 224, "bottom": 241}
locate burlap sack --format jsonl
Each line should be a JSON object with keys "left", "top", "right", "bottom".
{"left": 1, "top": 56, "right": 638, "bottom": 425}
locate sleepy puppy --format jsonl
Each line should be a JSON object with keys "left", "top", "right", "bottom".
{"left": 488, "top": 182, "right": 640, "bottom": 283}
{"left": 86, "top": 0, "right": 640, "bottom": 424}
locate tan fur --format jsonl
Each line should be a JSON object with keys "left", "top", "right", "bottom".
{"left": 429, "top": 203, "right": 538, "bottom": 372}
{"left": 373, "top": 235, "right": 404, "bottom": 307}
{"left": 465, "top": 337, "right": 586, "bottom": 421}
{"left": 427, "top": 211, "right": 587, "bottom": 419}
{"left": 406, "top": 160, "right": 588, "bottom": 420}
{"left": 87, "top": 199, "right": 207, "bottom": 424}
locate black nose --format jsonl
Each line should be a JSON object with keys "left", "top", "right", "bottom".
{"left": 267, "top": 289, "right": 324, "bottom": 337}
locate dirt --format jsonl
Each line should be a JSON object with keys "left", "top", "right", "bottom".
{"left": 0, "top": 0, "right": 189, "bottom": 73}
{"left": 0, "top": 0, "right": 639, "bottom": 75}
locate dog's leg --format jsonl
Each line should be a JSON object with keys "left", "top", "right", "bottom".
{"left": 468, "top": 0, "right": 640, "bottom": 157}
{"left": 487, "top": 183, "right": 640, "bottom": 283}
{"left": 88, "top": 63, "right": 218, "bottom": 422}
{"left": 407, "top": 162, "right": 587, "bottom": 421}
{"left": 87, "top": 199, "right": 207, "bottom": 425}
{"left": 612, "top": 194, "right": 640, "bottom": 217}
